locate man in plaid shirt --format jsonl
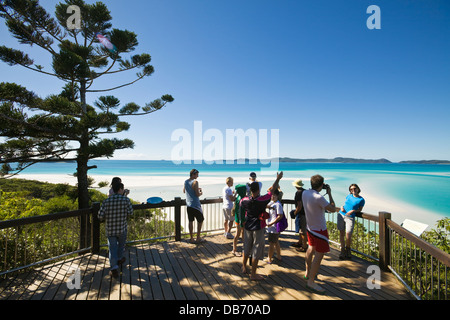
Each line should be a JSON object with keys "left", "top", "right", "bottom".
{"left": 98, "top": 182, "right": 133, "bottom": 277}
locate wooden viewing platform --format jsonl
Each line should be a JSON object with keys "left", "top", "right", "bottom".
{"left": 0, "top": 233, "right": 412, "bottom": 300}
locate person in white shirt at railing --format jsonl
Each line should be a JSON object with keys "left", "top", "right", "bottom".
{"left": 222, "top": 177, "right": 236, "bottom": 239}
{"left": 302, "top": 175, "right": 338, "bottom": 293}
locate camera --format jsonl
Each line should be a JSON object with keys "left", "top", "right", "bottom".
{"left": 322, "top": 184, "right": 330, "bottom": 190}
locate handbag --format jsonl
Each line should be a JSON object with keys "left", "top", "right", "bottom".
{"left": 276, "top": 213, "right": 288, "bottom": 233}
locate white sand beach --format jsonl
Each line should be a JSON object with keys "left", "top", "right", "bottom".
{"left": 15, "top": 172, "right": 444, "bottom": 230}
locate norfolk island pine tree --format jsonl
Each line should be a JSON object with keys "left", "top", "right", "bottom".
{"left": 0, "top": 0, "right": 174, "bottom": 211}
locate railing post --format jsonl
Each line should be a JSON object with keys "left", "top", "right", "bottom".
{"left": 174, "top": 197, "right": 182, "bottom": 241}
{"left": 379, "top": 211, "right": 392, "bottom": 271}
{"left": 91, "top": 202, "right": 101, "bottom": 254}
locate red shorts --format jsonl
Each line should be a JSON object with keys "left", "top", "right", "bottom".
{"left": 307, "top": 229, "right": 330, "bottom": 253}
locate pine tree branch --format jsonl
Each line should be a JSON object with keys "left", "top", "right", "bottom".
{"left": 0, "top": 113, "right": 55, "bottom": 135}
{"left": 1, "top": 5, "right": 58, "bottom": 56}
{"left": 1, "top": 147, "right": 79, "bottom": 164}
{"left": 86, "top": 56, "right": 118, "bottom": 89}
{"left": 21, "top": 63, "right": 65, "bottom": 79}
{"left": 117, "top": 108, "right": 160, "bottom": 117}
{"left": 86, "top": 74, "right": 146, "bottom": 93}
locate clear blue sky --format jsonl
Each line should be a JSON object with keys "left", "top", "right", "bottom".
{"left": 1, "top": 0, "right": 449, "bottom": 162}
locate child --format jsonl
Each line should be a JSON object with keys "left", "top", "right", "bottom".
{"left": 109, "top": 177, "right": 129, "bottom": 197}
{"left": 266, "top": 189, "right": 284, "bottom": 263}
{"left": 232, "top": 183, "right": 247, "bottom": 256}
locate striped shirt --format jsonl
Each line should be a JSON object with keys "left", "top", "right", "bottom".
{"left": 98, "top": 194, "right": 133, "bottom": 237}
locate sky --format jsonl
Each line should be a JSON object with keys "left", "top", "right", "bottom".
{"left": 1, "top": 0, "right": 450, "bottom": 162}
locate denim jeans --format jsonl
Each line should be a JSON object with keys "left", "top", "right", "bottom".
{"left": 107, "top": 232, "right": 126, "bottom": 270}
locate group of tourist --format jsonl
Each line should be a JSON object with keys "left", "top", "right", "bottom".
{"left": 98, "top": 170, "right": 365, "bottom": 294}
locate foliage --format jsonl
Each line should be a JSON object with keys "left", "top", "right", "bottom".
{"left": 422, "top": 218, "right": 450, "bottom": 254}
{"left": 0, "top": 178, "right": 107, "bottom": 220}
{"left": 326, "top": 213, "right": 449, "bottom": 300}
{"left": 326, "top": 214, "right": 379, "bottom": 260}
{"left": 390, "top": 219, "right": 450, "bottom": 300}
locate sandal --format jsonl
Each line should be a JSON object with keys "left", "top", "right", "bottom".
{"left": 232, "top": 251, "right": 242, "bottom": 257}
{"left": 306, "top": 283, "right": 325, "bottom": 294}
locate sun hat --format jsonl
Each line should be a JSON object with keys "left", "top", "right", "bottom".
{"left": 292, "top": 179, "right": 304, "bottom": 188}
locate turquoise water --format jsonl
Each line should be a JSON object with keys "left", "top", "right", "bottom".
{"left": 19, "top": 160, "right": 450, "bottom": 227}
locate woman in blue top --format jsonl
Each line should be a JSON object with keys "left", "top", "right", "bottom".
{"left": 338, "top": 184, "right": 365, "bottom": 260}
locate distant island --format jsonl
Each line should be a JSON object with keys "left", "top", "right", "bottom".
{"left": 279, "top": 157, "right": 392, "bottom": 163}
{"left": 278, "top": 157, "right": 450, "bottom": 164}
{"left": 399, "top": 160, "right": 450, "bottom": 165}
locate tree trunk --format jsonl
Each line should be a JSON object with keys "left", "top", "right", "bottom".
{"left": 77, "top": 79, "right": 90, "bottom": 210}
{"left": 77, "top": 79, "right": 91, "bottom": 249}
{"left": 76, "top": 154, "right": 90, "bottom": 209}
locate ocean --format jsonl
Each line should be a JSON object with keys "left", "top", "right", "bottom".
{"left": 15, "top": 160, "right": 450, "bottom": 229}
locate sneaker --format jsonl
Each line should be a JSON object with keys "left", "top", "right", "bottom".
{"left": 339, "top": 247, "right": 347, "bottom": 260}
{"left": 226, "top": 232, "right": 234, "bottom": 239}
{"left": 346, "top": 247, "right": 352, "bottom": 260}
{"left": 109, "top": 268, "right": 119, "bottom": 278}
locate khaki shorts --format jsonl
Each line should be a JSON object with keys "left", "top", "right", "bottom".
{"left": 223, "top": 208, "right": 233, "bottom": 221}
{"left": 337, "top": 214, "right": 355, "bottom": 234}
{"left": 243, "top": 228, "right": 265, "bottom": 260}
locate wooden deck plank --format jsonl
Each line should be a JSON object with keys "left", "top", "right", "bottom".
{"left": 166, "top": 241, "right": 209, "bottom": 300}
{"left": 143, "top": 244, "right": 165, "bottom": 300}
{"left": 0, "top": 233, "right": 413, "bottom": 301}
{"left": 52, "top": 256, "right": 82, "bottom": 300}
{"left": 97, "top": 253, "right": 113, "bottom": 300}
{"left": 194, "top": 241, "right": 243, "bottom": 300}
{"left": 65, "top": 254, "right": 91, "bottom": 300}
{"left": 135, "top": 245, "right": 154, "bottom": 300}
{"left": 128, "top": 246, "right": 143, "bottom": 300}
{"left": 0, "top": 266, "right": 46, "bottom": 300}
{"left": 205, "top": 235, "right": 283, "bottom": 300}
{"left": 155, "top": 244, "right": 186, "bottom": 300}
{"left": 75, "top": 253, "right": 100, "bottom": 300}
{"left": 150, "top": 246, "right": 176, "bottom": 300}
{"left": 161, "top": 242, "right": 198, "bottom": 300}
{"left": 39, "top": 260, "right": 70, "bottom": 300}
{"left": 19, "top": 263, "right": 55, "bottom": 300}
{"left": 184, "top": 240, "right": 231, "bottom": 300}
{"left": 177, "top": 240, "right": 224, "bottom": 300}
{"left": 87, "top": 252, "right": 108, "bottom": 300}
{"left": 119, "top": 248, "right": 132, "bottom": 300}
{"left": 200, "top": 239, "right": 256, "bottom": 300}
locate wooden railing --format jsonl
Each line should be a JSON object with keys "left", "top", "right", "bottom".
{"left": 0, "top": 207, "right": 94, "bottom": 276}
{"left": 386, "top": 218, "right": 450, "bottom": 300}
{"left": 1, "top": 197, "right": 449, "bottom": 299}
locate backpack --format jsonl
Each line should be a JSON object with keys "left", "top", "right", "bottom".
{"left": 276, "top": 212, "right": 288, "bottom": 233}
